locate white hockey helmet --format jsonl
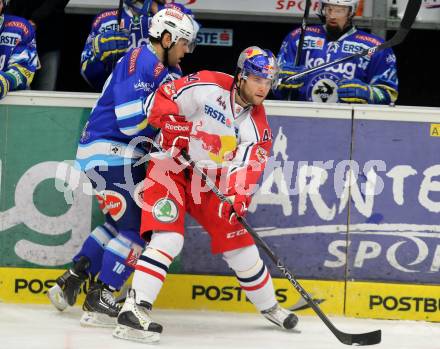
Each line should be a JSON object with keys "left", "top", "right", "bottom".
{"left": 320, "top": 0, "right": 359, "bottom": 17}
{"left": 149, "top": 8, "right": 198, "bottom": 53}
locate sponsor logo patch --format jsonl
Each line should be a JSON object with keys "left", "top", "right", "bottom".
{"left": 5, "top": 21, "right": 29, "bottom": 35}
{"left": 341, "top": 40, "right": 369, "bottom": 54}
{"left": 153, "top": 198, "right": 178, "bottom": 223}
{"left": 302, "top": 36, "right": 324, "bottom": 50}
{"left": 96, "top": 190, "right": 127, "bottom": 221}
{"left": 204, "top": 104, "right": 228, "bottom": 126}
{"left": 154, "top": 62, "right": 165, "bottom": 78}
{"left": 0, "top": 32, "right": 21, "bottom": 46}
{"left": 128, "top": 48, "right": 141, "bottom": 75}
{"left": 163, "top": 82, "right": 177, "bottom": 96}
{"left": 134, "top": 79, "right": 155, "bottom": 92}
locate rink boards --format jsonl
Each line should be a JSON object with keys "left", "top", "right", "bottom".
{"left": 1, "top": 267, "right": 440, "bottom": 322}
{"left": 1, "top": 92, "right": 440, "bottom": 322}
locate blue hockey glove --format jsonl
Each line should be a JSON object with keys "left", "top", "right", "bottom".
{"left": 338, "top": 79, "right": 391, "bottom": 104}
{"left": 277, "top": 64, "right": 306, "bottom": 90}
{"left": 0, "top": 71, "right": 10, "bottom": 99}
{"left": 92, "top": 30, "right": 130, "bottom": 62}
{"left": 338, "top": 78, "right": 397, "bottom": 104}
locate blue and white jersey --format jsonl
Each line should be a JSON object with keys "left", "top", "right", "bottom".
{"left": 80, "top": 6, "right": 150, "bottom": 90}
{"left": 80, "top": 5, "right": 183, "bottom": 91}
{"left": 76, "top": 43, "right": 175, "bottom": 171}
{"left": 276, "top": 25, "right": 398, "bottom": 103}
{"left": 0, "top": 14, "right": 38, "bottom": 90}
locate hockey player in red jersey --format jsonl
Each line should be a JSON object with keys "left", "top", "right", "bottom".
{"left": 113, "top": 46, "right": 299, "bottom": 343}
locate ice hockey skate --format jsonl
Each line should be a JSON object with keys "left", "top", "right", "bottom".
{"left": 113, "top": 289, "right": 162, "bottom": 343}
{"left": 261, "top": 303, "right": 298, "bottom": 330}
{"left": 80, "top": 281, "right": 121, "bottom": 328}
{"left": 47, "top": 256, "right": 89, "bottom": 311}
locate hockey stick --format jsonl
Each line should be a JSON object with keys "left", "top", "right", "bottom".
{"left": 176, "top": 149, "right": 381, "bottom": 346}
{"left": 294, "top": 0, "right": 312, "bottom": 67}
{"left": 288, "top": 0, "right": 312, "bottom": 101}
{"left": 117, "top": 0, "right": 124, "bottom": 29}
{"left": 283, "top": 0, "right": 421, "bottom": 84}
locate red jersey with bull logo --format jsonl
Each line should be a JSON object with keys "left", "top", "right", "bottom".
{"left": 145, "top": 70, "right": 272, "bottom": 191}
{"left": 141, "top": 70, "right": 273, "bottom": 253}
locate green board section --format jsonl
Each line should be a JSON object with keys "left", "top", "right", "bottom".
{"left": 0, "top": 104, "right": 181, "bottom": 272}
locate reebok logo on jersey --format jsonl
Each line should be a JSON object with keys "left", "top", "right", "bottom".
{"left": 165, "top": 123, "right": 190, "bottom": 132}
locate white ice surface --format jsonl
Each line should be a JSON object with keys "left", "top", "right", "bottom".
{"left": 1, "top": 303, "right": 439, "bottom": 349}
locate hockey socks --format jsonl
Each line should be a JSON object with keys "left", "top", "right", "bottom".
{"left": 73, "top": 223, "right": 116, "bottom": 276}
{"left": 98, "top": 234, "right": 142, "bottom": 290}
{"left": 132, "top": 232, "right": 183, "bottom": 304}
{"left": 223, "top": 245, "right": 277, "bottom": 311}
{"left": 132, "top": 247, "right": 173, "bottom": 304}
{"left": 235, "top": 258, "right": 277, "bottom": 311}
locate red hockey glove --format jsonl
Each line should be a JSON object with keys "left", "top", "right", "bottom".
{"left": 218, "top": 192, "right": 252, "bottom": 225}
{"left": 159, "top": 115, "right": 193, "bottom": 157}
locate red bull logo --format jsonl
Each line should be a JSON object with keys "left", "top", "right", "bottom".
{"left": 192, "top": 123, "right": 223, "bottom": 156}
{"left": 191, "top": 122, "right": 237, "bottom": 163}
{"left": 245, "top": 48, "right": 262, "bottom": 58}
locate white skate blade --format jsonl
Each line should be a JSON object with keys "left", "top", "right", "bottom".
{"left": 113, "top": 324, "right": 160, "bottom": 344}
{"left": 80, "top": 311, "right": 117, "bottom": 328}
{"left": 47, "top": 284, "right": 68, "bottom": 312}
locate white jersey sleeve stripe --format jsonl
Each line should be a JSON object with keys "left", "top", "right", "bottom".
{"left": 115, "top": 99, "right": 143, "bottom": 120}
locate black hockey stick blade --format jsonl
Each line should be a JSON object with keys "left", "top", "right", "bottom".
{"left": 237, "top": 216, "right": 382, "bottom": 346}
{"left": 336, "top": 328, "right": 381, "bottom": 346}
{"left": 284, "top": 0, "right": 422, "bottom": 83}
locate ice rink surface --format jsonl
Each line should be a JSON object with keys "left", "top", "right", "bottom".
{"left": 1, "top": 303, "right": 439, "bottom": 349}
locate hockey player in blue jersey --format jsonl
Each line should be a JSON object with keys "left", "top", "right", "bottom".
{"left": 47, "top": 7, "right": 198, "bottom": 327}
{"left": 0, "top": 0, "right": 38, "bottom": 99}
{"left": 275, "top": 0, "right": 398, "bottom": 104}
{"left": 81, "top": 0, "right": 197, "bottom": 91}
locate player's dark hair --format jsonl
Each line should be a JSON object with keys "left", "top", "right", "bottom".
{"left": 149, "top": 30, "right": 173, "bottom": 67}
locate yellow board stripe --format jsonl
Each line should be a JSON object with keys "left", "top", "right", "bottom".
{"left": 4, "top": 267, "right": 439, "bottom": 321}
{"left": 346, "top": 281, "right": 440, "bottom": 322}
{"left": 0, "top": 267, "right": 344, "bottom": 315}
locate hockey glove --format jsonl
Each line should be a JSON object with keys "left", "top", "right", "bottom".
{"left": 219, "top": 191, "right": 252, "bottom": 225}
{"left": 337, "top": 79, "right": 394, "bottom": 104}
{"left": 0, "top": 71, "right": 10, "bottom": 99}
{"left": 277, "top": 64, "right": 306, "bottom": 90}
{"left": 92, "top": 30, "right": 130, "bottom": 63}
{"left": 159, "top": 115, "right": 193, "bottom": 158}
